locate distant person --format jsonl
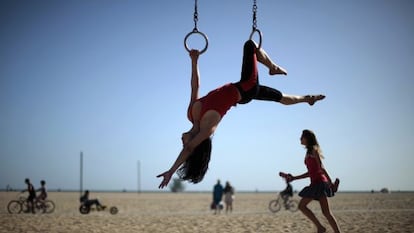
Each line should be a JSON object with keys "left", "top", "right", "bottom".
{"left": 35, "top": 180, "right": 48, "bottom": 211}
{"left": 21, "top": 178, "right": 36, "bottom": 213}
{"left": 280, "top": 179, "right": 293, "bottom": 208}
{"left": 37, "top": 180, "right": 48, "bottom": 201}
{"left": 80, "top": 190, "right": 106, "bottom": 209}
{"left": 212, "top": 180, "right": 224, "bottom": 214}
{"left": 285, "top": 130, "right": 341, "bottom": 233}
{"left": 223, "top": 181, "right": 235, "bottom": 213}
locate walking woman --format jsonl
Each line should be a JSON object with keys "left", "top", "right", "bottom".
{"left": 285, "top": 130, "right": 341, "bottom": 233}
{"left": 157, "top": 41, "right": 325, "bottom": 189}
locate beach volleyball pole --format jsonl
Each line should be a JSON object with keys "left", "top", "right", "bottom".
{"left": 80, "top": 151, "right": 83, "bottom": 197}
{"left": 137, "top": 160, "right": 141, "bottom": 194}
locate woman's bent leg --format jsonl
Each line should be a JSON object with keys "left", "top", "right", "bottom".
{"left": 299, "top": 198, "right": 326, "bottom": 233}
{"left": 255, "top": 47, "right": 287, "bottom": 75}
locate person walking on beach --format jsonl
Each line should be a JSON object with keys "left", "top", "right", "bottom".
{"left": 284, "top": 129, "right": 341, "bottom": 233}
{"left": 223, "top": 181, "right": 235, "bottom": 213}
{"left": 212, "top": 180, "right": 224, "bottom": 214}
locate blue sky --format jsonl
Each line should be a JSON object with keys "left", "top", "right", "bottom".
{"left": 1, "top": 0, "right": 413, "bottom": 192}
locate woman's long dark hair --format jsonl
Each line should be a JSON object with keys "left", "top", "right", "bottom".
{"left": 302, "top": 129, "right": 324, "bottom": 159}
{"left": 176, "top": 137, "right": 212, "bottom": 184}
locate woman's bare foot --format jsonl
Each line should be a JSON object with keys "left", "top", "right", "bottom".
{"left": 306, "top": 95, "right": 326, "bottom": 106}
{"left": 269, "top": 64, "right": 287, "bottom": 75}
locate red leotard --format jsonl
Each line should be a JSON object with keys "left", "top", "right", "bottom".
{"left": 305, "top": 155, "right": 328, "bottom": 184}
{"left": 189, "top": 83, "right": 240, "bottom": 122}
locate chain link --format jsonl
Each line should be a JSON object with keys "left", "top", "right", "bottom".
{"left": 252, "top": 0, "right": 257, "bottom": 30}
{"left": 193, "top": 0, "right": 199, "bottom": 31}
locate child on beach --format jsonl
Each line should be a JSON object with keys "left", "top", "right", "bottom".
{"left": 37, "top": 180, "right": 47, "bottom": 201}
{"left": 36, "top": 180, "right": 48, "bottom": 212}
{"left": 283, "top": 129, "right": 341, "bottom": 233}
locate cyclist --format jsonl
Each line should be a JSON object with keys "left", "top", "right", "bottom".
{"left": 36, "top": 180, "right": 48, "bottom": 212}
{"left": 280, "top": 180, "right": 293, "bottom": 209}
{"left": 80, "top": 190, "right": 106, "bottom": 210}
{"left": 21, "top": 178, "right": 36, "bottom": 213}
{"left": 37, "top": 180, "right": 47, "bottom": 200}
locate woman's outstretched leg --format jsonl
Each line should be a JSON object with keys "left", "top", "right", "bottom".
{"left": 280, "top": 94, "right": 325, "bottom": 106}
{"left": 253, "top": 86, "right": 325, "bottom": 106}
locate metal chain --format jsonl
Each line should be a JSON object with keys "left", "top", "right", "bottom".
{"left": 193, "top": 0, "right": 199, "bottom": 31}
{"left": 252, "top": 0, "right": 257, "bottom": 30}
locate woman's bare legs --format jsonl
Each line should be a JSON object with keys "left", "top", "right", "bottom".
{"left": 319, "top": 196, "right": 341, "bottom": 233}
{"left": 299, "top": 198, "right": 327, "bottom": 233}
{"left": 280, "top": 94, "right": 325, "bottom": 106}
{"left": 255, "top": 45, "right": 288, "bottom": 75}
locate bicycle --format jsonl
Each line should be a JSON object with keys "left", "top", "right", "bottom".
{"left": 79, "top": 203, "right": 118, "bottom": 215}
{"left": 7, "top": 195, "right": 55, "bottom": 214}
{"left": 268, "top": 193, "right": 299, "bottom": 213}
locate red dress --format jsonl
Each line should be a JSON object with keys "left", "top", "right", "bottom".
{"left": 305, "top": 155, "right": 328, "bottom": 185}
{"left": 299, "top": 154, "right": 334, "bottom": 200}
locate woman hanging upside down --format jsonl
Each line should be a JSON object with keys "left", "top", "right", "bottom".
{"left": 157, "top": 40, "right": 325, "bottom": 189}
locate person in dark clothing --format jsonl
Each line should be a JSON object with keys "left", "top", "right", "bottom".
{"left": 80, "top": 190, "right": 106, "bottom": 209}
{"left": 22, "top": 178, "right": 36, "bottom": 213}
{"left": 280, "top": 180, "right": 293, "bottom": 208}
{"left": 212, "top": 180, "right": 224, "bottom": 214}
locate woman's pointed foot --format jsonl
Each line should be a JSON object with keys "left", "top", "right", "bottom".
{"left": 306, "top": 95, "right": 325, "bottom": 106}
{"left": 269, "top": 64, "right": 287, "bottom": 75}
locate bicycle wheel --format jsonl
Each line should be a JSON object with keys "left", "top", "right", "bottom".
{"left": 287, "top": 199, "right": 299, "bottom": 212}
{"left": 79, "top": 204, "right": 90, "bottom": 214}
{"left": 43, "top": 200, "right": 56, "bottom": 213}
{"left": 109, "top": 206, "right": 118, "bottom": 215}
{"left": 268, "top": 199, "right": 281, "bottom": 213}
{"left": 7, "top": 200, "right": 22, "bottom": 214}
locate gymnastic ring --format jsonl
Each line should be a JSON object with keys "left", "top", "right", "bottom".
{"left": 249, "top": 28, "right": 262, "bottom": 49}
{"left": 184, "top": 29, "right": 209, "bottom": 54}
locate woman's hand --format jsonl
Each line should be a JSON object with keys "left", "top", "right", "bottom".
{"left": 189, "top": 49, "right": 200, "bottom": 62}
{"left": 156, "top": 170, "right": 173, "bottom": 189}
{"left": 279, "top": 172, "right": 294, "bottom": 182}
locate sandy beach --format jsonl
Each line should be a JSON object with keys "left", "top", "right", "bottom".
{"left": 1, "top": 191, "right": 413, "bottom": 233}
